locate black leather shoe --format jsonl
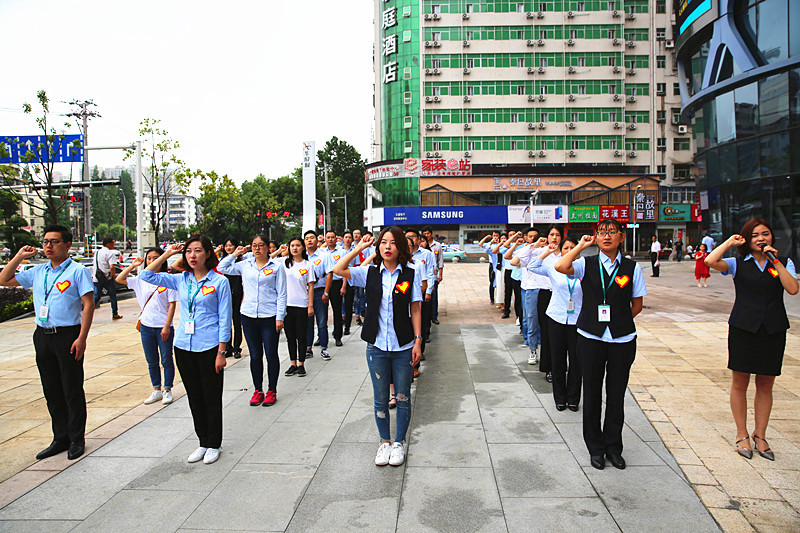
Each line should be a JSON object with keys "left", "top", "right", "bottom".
{"left": 556, "top": 404, "right": 567, "bottom": 411}
{"left": 355, "top": 318, "right": 362, "bottom": 326}
{"left": 36, "top": 440, "right": 69, "bottom": 460}
{"left": 431, "top": 318, "right": 439, "bottom": 325}
{"left": 335, "top": 338, "right": 343, "bottom": 347}
{"left": 590, "top": 455, "right": 605, "bottom": 470}
{"left": 545, "top": 372, "right": 553, "bottom": 383}
{"left": 568, "top": 404, "right": 579, "bottom": 412}
{"left": 606, "top": 453, "right": 626, "bottom": 470}
{"left": 343, "top": 328, "right": 350, "bottom": 336}
{"left": 67, "top": 442, "right": 85, "bottom": 460}
{"left": 501, "top": 313, "right": 510, "bottom": 319}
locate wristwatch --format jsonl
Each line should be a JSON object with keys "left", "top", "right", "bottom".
{"left": 414, "top": 335, "right": 423, "bottom": 340}
{"left": 323, "top": 292, "right": 329, "bottom": 296}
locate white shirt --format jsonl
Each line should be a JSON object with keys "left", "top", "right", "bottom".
{"left": 218, "top": 255, "right": 287, "bottom": 320}
{"left": 701, "top": 235, "right": 715, "bottom": 252}
{"left": 516, "top": 244, "right": 552, "bottom": 290}
{"left": 412, "top": 248, "right": 436, "bottom": 294}
{"left": 93, "top": 246, "right": 119, "bottom": 280}
{"left": 284, "top": 259, "right": 316, "bottom": 308}
{"left": 127, "top": 276, "right": 179, "bottom": 329}
{"left": 650, "top": 241, "right": 662, "bottom": 253}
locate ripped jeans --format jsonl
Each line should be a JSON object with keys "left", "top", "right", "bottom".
{"left": 365, "top": 344, "right": 413, "bottom": 443}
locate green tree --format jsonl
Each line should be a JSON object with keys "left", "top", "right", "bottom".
{"left": 316, "top": 137, "right": 366, "bottom": 232}
{"left": 173, "top": 226, "right": 189, "bottom": 242}
{"left": 1, "top": 215, "right": 39, "bottom": 252}
{"left": 90, "top": 166, "right": 123, "bottom": 228}
{"left": 119, "top": 169, "right": 136, "bottom": 230}
{"left": 196, "top": 171, "right": 248, "bottom": 243}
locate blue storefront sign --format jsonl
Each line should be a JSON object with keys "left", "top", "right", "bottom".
{"left": 0, "top": 134, "right": 84, "bottom": 164}
{"left": 383, "top": 206, "right": 508, "bottom": 225}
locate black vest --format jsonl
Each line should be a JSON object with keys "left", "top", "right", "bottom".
{"left": 576, "top": 254, "right": 637, "bottom": 338}
{"left": 361, "top": 264, "right": 416, "bottom": 347}
{"left": 729, "top": 256, "right": 791, "bottom": 334}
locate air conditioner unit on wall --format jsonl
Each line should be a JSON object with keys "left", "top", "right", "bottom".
{"left": 463, "top": 95, "right": 471, "bottom": 102}
{"left": 463, "top": 68, "right": 471, "bottom": 74}
{"left": 567, "top": 39, "right": 575, "bottom": 46}
{"left": 528, "top": 122, "right": 536, "bottom": 129}
{"left": 628, "top": 95, "right": 637, "bottom": 102}
{"left": 434, "top": 152, "right": 441, "bottom": 157}
{"left": 434, "top": 124, "right": 441, "bottom": 130}
{"left": 463, "top": 40, "right": 470, "bottom": 47}
{"left": 538, "top": 94, "right": 546, "bottom": 101}
{"left": 678, "top": 125, "right": 689, "bottom": 134}
{"left": 537, "top": 11, "right": 544, "bottom": 18}
{"left": 614, "top": 122, "right": 621, "bottom": 129}
{"left": 628, "top": 123, "right": 637, "bottom": 130}
{"left": 539, "top": 150, "right": 547, "bottom": 157}
{"left": 613, "top": 66, "right": 620, "bottom": 73}
{"left": 527, "top": 12, "right": 535, "bottom": 19}
{"left": 464, "top": 123, "right": 471, "bottom": 130}
{"left": 527, "top": 67, "right": 535, "bottom": 74}
{"left": 528, "top": 150, "right": 536, "bottom": 157}
{"left": 425, "top": 124, "right": 432, "bottom": 130}
{"left": 568, "top": 94, "right": 575, "bottom": 101}
{"left": 538, "top": 66, "right": 545, "bottom": 73}
{"left": 613, "top": 94, "right": 622, "bottom": 101}
{"left": 537, "top": 39, "right": 545, "bottom": 46}
{"left": 568, "top": 66, "right": 576, "bottom": 73}
{"left": 539, "top": 123, "right": 546, "bottom": 129}
{"left": 629, "top": 151, "right": 637, "bottom": 157}
{"left": 463, "top": 13, "right": 470, "bottom": 19}
{"left": 568, "top": 122, "right": 576, "bottom": 129}
{"left": 568, "top": 150, "right": 576, "bottom": 157}
{"left": 464, "top": 151, "right": 471, "bottom": 157}
{"left": 665, "top": 40, "right": 675, "bottom": 49}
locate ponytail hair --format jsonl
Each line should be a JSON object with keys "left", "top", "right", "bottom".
{"left": 284, "top": 237, "right": 307, "bottom": 268}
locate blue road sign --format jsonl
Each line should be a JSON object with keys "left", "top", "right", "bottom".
{"left": 0, "top": 134, "right": 84, "bottom": 164}
{"left": 627, "top": 223, "right": 640, "bottom": 228}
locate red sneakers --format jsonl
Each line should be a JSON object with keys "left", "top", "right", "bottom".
{"left": 262, "top": 390, "right": 277, "bottom": 406}
{"left": 250, "top": 390, "right": 265, "bottom": 406}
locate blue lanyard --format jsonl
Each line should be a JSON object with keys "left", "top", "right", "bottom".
{"left": 186, "top": 276, "right": 208, "bottom": 316}
{"left": 43, "top": 261, "right": 71, "bottom": 304}
{"left": 566, "top": 275, "right": 577, "bottom": 300}
{"left": 598, "top": 255, "right": 619, "bottom": 305}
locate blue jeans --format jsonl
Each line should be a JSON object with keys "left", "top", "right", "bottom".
{"left": 366, "top": 345, "right": 413, "bottom": 443}
{"left": 140, "top": 325, "right": 175, "bottom": 389}
{"left": 306, "top": 288, "right": 329, "bottom": 349}
{"left": 242, "top": 315, "right": 280, "bottom": 393}
{"left": 353, "top": 287, "right": 365, "bottom": 317}
{"left": 93, "top": 279, "right": 118, "bottom": 315}
{"left": 523, "top": 288, "right": 540, "bottom": 348}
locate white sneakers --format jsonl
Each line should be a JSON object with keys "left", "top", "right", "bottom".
{"left": 144, "top": 390, "right": 163, "bottom": 405}
{"left": 187, "top": 446, "right": 220, "bottom": 464}
{"left": 203, "top": 448, "right": 220, "bottom": 464}
{"left": 188, "top": 447, "right": 207, "bottom": 463}
{"left": 528, "top": 350, "right": 539, "bottom": 365}
{"left": 375, "top": 442, "right": 392, "bottom": 466}
{"left": 162, "top": 390, "right": 173, "bottom": 405}
{"left": 389, "top": 442, "right": 405, "bottom": 466}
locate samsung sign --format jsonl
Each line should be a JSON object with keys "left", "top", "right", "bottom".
{"left": 383, "top": 206, "right": 507, "bottom": 225}
{"left": 676, "top": 0, "right": 712, "bottom": 35}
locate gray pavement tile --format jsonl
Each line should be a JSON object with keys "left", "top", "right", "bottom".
{"left": 334, "top": 403, "right": 391, "bottom": 444}
{"left": 502, "top": 497, "right": 621, "bottom": 533}
{"left": 304, "top": 442, "right": 404, "bottom": 498}
{"left": 398, "top": 467, "right": 506, "bottom": 532}
{"left": 71, "top": 489, "right": 206, "bottom": 533}
{"left": 646, "top": 439, "right": 687, "bottom": 480}
{"left": 473, "top": 381, "right": 541, "bottom": 409}
{"left": 586, "top": 465, "right": 721, "bottom": 532}
{"left": 0, "top": 521, "right": 79, "bottom": 532}
{"left": 469, "top": 364, "right": 529, "bottom": 384}
{"left": 150, "top": 395, "right": 193, "bottom": 418}
{"left": 408, "top": 423, "right": 491, "bottom": 468}
{"left": 489, "top": 443, "right": 596, "bottom": 498}
{"left": 90, "top": 416, "right": 194, "bottom": 457}
{"left": 413, "top": 374, "right": 475, "bottom": 396}
{"left": 126, "top": 438, "right": 253, "bottom": 492}
{"left": 285, "top": 494, "right": 400, "bottom": 533}
{"left": 241, "top": 421, "right": 341, "bottom": 465}
{"left": 480, "top": 407, "right": 564, "bottom": 444}
{"left": 276, "top": 392, "right": 354, "bottom": 425}
{"left": 0, "top": 457, "right": 157, "bottom": 521}
{"left": 220, "top": 399, "right": 287, "bottom": 440}
{"left": 411, "top": 392, "right": 482, "bottom": 425}
{"left": 299, "top": 370, "right": 367, "bottom": 395}
{"left": 465, "top": 348, "right": 517, "bottom": 366}
{"left": 182, "top": 464, "right": 315, "bottom": 532}
{"left": 555, "top": 422, "right": 665, "bottom": 467}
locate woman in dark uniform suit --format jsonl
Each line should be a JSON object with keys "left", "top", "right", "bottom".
{"left": 705, "top": 218, "right": 798, "bottom": 461}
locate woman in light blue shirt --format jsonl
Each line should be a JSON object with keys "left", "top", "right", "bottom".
{"left": 142, "top": 235, "right": 232, "bottom": 465}
{"left": 528, "top": 236, "right": 583, "bottom": 412}
{"left": 218, "top": 234, "right": 287, "bottom": 408}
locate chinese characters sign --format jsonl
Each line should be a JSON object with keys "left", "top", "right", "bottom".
{"left": 599, "top": 205, "right": 630, "bottom": 222}
{"left": 405, "top": 157, "right": 472, "bottom": 176}
{"left": 382, "top": 5, "right": 398, "bottom": 85}
{"left": 569, "top": 206, "right": 599, "bottom": 223}
{"left": 634, "top": 193, "right": 656, "bottom": 221}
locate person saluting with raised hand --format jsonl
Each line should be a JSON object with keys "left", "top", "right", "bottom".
{"left": 140, "top": 236, "right": 232, "bottom": 465}
{"left": 0, "top": 225, "right": 95, "bottom": 461}
{"left": 705, "top": 218, "right": 798, "bottom": 461}
{"left": 555, "top": 219, "right": 647, "bottom": 471}
{"left": 333, "top": 227, "right": 423, "bottom": 467}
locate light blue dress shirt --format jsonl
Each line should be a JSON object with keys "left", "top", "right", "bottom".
{"left": 721, "top": 255, "right": 797, "bottom": 278}
{"left": 528, "top": 256, "right": 583, "bottom": 325}
{"left": 325, "top": 247, "right": 354, "bottom": 282}
{"left": 500, "top": 246, "right": 522, "bottom": 280}
{"left": 16, "top": 259, "right": 94, "bottom": 327}
{"left": 308, "top": 248, "right": 329, "bottom": 289}
{"left": 412, "top": 248, "right": 436, "bottom": 294}
{"left": 349, "top": 262, "right": 423, "bottom": 351}
{"left": 572, "top": 252, "right": 647, "bottom": 343}
{"left": 218, "top": 255, "right": 287, "bottom": 321}
{"left": 140, "top": 269, "right": 232, "bottom": 352}
{"left": 482, "top": 243, "right": 498, "bottom": 269}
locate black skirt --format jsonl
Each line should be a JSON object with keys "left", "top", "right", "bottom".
{"left": 727, "top": 324, "right": 786, "bottom": 376}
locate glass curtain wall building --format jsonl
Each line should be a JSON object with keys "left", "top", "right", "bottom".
{"left": 676, "top": 0, "right": 800, "bottom": 259}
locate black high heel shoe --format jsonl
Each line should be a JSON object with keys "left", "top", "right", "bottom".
{"left": 735, "top": 436, "right": 753, "bottom": 460}
{"left": 752, "top": 434, "right": 774, "bottom": 461}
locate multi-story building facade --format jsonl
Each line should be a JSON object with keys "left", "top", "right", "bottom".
{"left": 675, "top": 0, "right": 799, "bottom": 259}
{"left": 370, "top": 0, "right": 700, "bottom": 250}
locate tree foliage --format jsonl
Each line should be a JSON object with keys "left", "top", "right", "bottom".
{"left": 316, "top": 137, "right": 366, "bottom": 232}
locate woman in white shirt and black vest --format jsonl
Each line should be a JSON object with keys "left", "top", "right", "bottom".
{"left": 705, "top": 218, "right": 798, "bottom": 461}
{"left": 333, "top": 226, "right": 423, "bottom": 467}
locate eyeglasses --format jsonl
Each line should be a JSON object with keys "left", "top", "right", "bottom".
{"left": 596, "top": 231, "right": 619, "bottom": 237}
{"left": 251, "top": 243, "right": 267, "bottom": 249}
{"left": 41, "top": 239, "right": 64, "bottom": 246}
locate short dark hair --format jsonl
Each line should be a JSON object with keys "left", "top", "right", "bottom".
{"left": 421, "top": 225, "right": 433, "bottom": 234}
{"left": 560, "top": 236, "right": 579, "bottom": 250}
{"left": 43, "top": 225, "right": 72, "bottom": 243}
{"left": 342, "top": 230, "right": 353, "bottom": 238}
{"left": 737, "top": 218, "right": 773, "bottom": 256}
{"left": 224, "top": 237, "right": 238, "bottom": 248}
{"left": 363, "top": 231, "right": 373, "bottom": 237}
{"left": 545, "top": 224, "right": 563, "bottom": 239}
{"left": 525, "top": 226, "right": 538, "bottom": 236}
{"left": 102, "top": 237, "right": 115, "bottom": 246}
{"left": 596, "top": 218, "right": 624, "bottom": 233}
{"left": 181, "top": 234, "right": 218, "bottom": 272}
{"left": 303, "top": 230, "right": 317, "bottom": 239}
{"left": 405, "top": 227, "right": 420, "bottom": 238}
{"left": 325, "top": 230, "right": 336, "bottom": 237}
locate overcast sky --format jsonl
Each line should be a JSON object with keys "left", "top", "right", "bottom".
{"left": 0, "top": 0, "right": 375, "bottom": 191}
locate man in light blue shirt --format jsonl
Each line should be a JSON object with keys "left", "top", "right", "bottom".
{"left": 305, "top": 230, "right": 332, "bottom": 359}
{"left": 0, "top": 225, "right": 95, "bottom": 461}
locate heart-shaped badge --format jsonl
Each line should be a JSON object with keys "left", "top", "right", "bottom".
{"left": 314, "top": 259, "right": 322, "bottom": 266}
{"left": 264, "top": 269, "right": 274, "bottom": 276}
{"left": 615, "top": 275, "right": 630, "bottom": 288}
{"left": 768, "top": 267, "right": 779, "bottom": 278}
{"left": 334, "top": 255, "right": 340, "bottom": 261}
{"left": 299, "top": 269, "right": 308, "bottom": 275}
{"left": 201, "top": 286, "right": 215, "bottom": 296}
{"left": 395, "top": 281, "right": 410, "bottom": 294}
{"left": 157, "top": 286, "right": 167, "bottom": 293}
{"left": 56, "top": 280, "right": 71, "bottom": 293}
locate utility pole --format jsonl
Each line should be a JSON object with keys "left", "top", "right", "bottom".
{"left": 64, "top": 100, "right": 100, "bottom": 239}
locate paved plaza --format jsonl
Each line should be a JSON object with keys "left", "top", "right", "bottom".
{"left": 0, "top": 260, "right": 798, "bottom": 531}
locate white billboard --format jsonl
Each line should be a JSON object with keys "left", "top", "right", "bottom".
{"left": 508, "top": 205, "right": 568, "bottom": 224}
{"left": 302, "top": 142, "right": 316, "bottom": 233}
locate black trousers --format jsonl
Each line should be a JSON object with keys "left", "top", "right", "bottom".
{"left": 285, "top": 306, "right": 309, "bottom": 362}
{"left": 175, "top": 347, "right": 224, "bottom": 449}
{"left": 33, "top": 325, "right": 86, "bottom": 445}
{"left": 488, "top": 264, "right": 496, "bottom": 303}
{"left": 422, "top": 298, "right": 433, "bottom": 348}
{"left": 230, "top": 285, "right": 243, "bottom": 351}
{"left": 650, "top": 252, "right": 660, "bottom": 277}
{"left": 577, "top": 335, "right": 636, "bottom": 456}
{"left": 537, "top": 289, "right": 553, "bottom": 373}
{"left": 504, "top": 270, "right": 522, "bottom": 318}
{"left": 342, "top": 283, "right": 354, "bottom": 331}
{"left": 329, "top": 279, "right": 345, "bottom": 340}
{"left": 548, "top": 318, "right": 581, "bottom": 406}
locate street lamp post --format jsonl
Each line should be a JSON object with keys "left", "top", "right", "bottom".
{"left": 332, "top": 195, "right": 348, "bottom": 230}
{"left": 315, "top": 199, "right": 327, "bottom": 232}
{"left": 119, "top": 188, "right": 127, "bottom": 246}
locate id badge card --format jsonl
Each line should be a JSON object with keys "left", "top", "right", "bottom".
{"left": 185, "top": 319, "right": 195, "bottom": 335}
{"left": 38, "top": 304, "right": 49, "bottom": 320}
{"left": 598, "top": 305, "right": 611, "bottom": 323}
{"left": 566, "top": 300, "right": 575, "bottom": 314}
